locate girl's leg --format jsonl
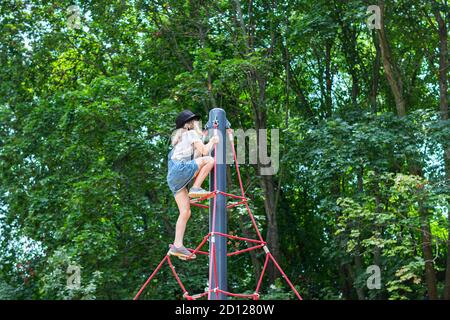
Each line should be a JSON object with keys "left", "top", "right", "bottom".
{"left": 173, "top": 188, "right": 191, "bottom": 247}
{"left": 192, "top": 156, "right": 214, "bottom": 189}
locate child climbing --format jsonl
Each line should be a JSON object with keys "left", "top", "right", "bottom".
{"left": 167, "top": 110, "right": 219, "bottom": 260}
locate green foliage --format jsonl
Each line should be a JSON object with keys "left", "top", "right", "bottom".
{"left": 0, "top": 0, "right": 448, "bottom": 300}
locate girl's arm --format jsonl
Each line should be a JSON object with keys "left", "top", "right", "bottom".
{"left": 193, "top": 135, "right": 219, "bottom": 156}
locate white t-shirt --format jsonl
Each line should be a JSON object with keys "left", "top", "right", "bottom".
{"left": 171, "top": 130, "right": 202, "bottom": 160}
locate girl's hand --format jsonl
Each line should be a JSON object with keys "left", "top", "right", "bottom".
{"left": 210, "top": 135, "right": 219, "bottom": 144}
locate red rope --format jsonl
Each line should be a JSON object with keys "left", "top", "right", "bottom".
{"left": 212, "top": 242, "right": 219, "bottom": 299}
{"left": 187, "top": 233, "right": 211, "bottom": 259}
{"left": 226, "top": 200, "right": 247, "bottom": 209}
{"left": 213, "top": 231, "right": 265, "bottom": 244}
{"left": 190, "top": 291, "right": 209, "bottom": 300}
{"left": 190, "top": 202, "right": 209, "bottom": 209}
{"left": 216, "top": 289, "right": 258, "bottom": 299}
{"left": 191, "top": 190, "right": 216, "bottom": 203}
{"left": 255, "top": 254, "right": 270, "bottom": 294}
{"left": 133, "top": 255, "right": 168, "bottom": 300}
{"left": 187, "top": 248, "right": 209, "bottom": 255}
{"left": 167, "top": 256, "right": 190, "bottom": 297}
{"left": 208, "top": 126, "right": 219, "bottom": 299}
{"left": 267, "top": 253, "right": 303, "bottom": 300}
{"left": 217, "top": 191, "right": 247, "bottom": 200}
{"left": 227, "top": 244, "right": 265, "bottom": 257}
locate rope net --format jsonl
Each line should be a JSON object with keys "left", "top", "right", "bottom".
{"left": 133, "top": 128, "right": 302, "bottom": 301}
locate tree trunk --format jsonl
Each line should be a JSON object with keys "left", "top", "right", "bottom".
{"left": 346, "top": 264, "right": 359, "bottom": 300}
{"left": 431, "top": 0, "right": 450, "bottom": 299}
{"left": 370, "top": 30, "right": 381, "bottom": 113}
{"left": 238, "top": 215, "right": 262, "bottom": 283}
{"left": 255, "top": 103, "right": 281, "bottom": 282}
{"left": 280, "top": 40, "right": 314, "bottom": 118}
{"left": 373, "top": 175, "right": 383, "bottom": 299}
{"left": 353, "top": 244, "right": 365, "bottom": 300}
{"left": 339, "top": 264, "right": 352, "bottom": 299}
{"left": 354, "top": 167, "right": 365, "bottom": 300}
{"left": 376, "top": 2, "right": 440, "bottom": 297}
{"left": 420, "top": 199, "right": 438, "bottom": 300}
{"left": 376, "top": 0, "right": 406, "bottom": 116}
{"left": 335, "top": 6, "right": 360, "bottom": 109}
{"left": 250, "top": 74, "right": 281, "bottom": 283}
{"left": 432, "top": 1, "right": 449, "bottom": 121}
{"left": 233, "top": 0, "right": 281, "bottom": 283}
{"left": 325, "top": 41, "right": 333, "bottom": 117}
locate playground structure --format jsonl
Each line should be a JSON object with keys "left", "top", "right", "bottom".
{"left": 133, "top": 108, "right": 302, "bottom": 300}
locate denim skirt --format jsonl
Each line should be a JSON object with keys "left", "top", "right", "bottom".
{"left": 167, "top": 149, "right": 199, "bottom": 196}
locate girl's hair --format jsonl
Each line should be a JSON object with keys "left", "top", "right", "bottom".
{"left": 171, "top": 119, "right": 202, "bottom": 146}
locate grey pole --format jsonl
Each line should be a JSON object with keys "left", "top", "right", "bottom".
{"left": 207, "top": 108, "right": 228, "bottom": 300}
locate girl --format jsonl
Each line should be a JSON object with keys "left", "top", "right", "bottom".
{"left": 166, "top": 110, "right": 219, "bottom": 260}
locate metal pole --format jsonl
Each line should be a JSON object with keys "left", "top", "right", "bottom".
{"left": 207, "top": 108, "right": 228, "bottom": 300}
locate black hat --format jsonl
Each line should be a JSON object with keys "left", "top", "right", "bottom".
{"left": 175, "top": 110, "right": 200, "bottom": 129}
